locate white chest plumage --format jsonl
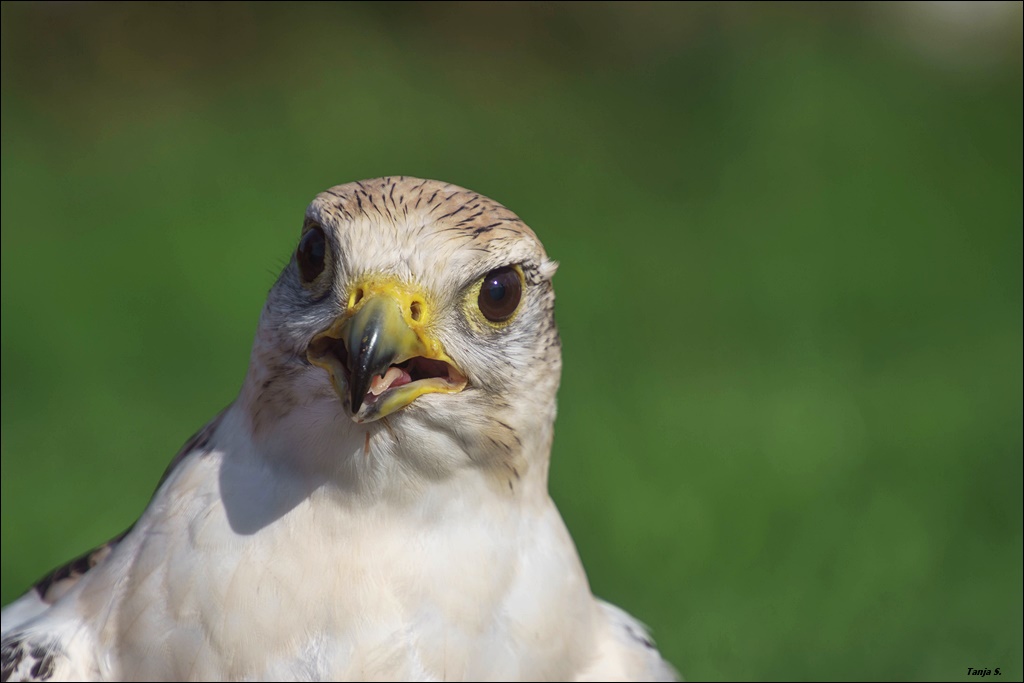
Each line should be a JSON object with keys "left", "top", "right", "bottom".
{"left": 70, "top": 425, "right": 589, "bottom": 680}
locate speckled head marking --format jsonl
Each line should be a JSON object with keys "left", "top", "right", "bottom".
{"left": 241, "top": 177, "right": 561, "bottom": 495}
{"left": 306, "top": 177, "right": 555, "bottom": 292}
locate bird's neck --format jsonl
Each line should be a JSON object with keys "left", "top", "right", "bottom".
{"left": 231, "top": 384, "right": 556, "bottom": 513}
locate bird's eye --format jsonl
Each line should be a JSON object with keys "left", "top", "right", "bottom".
{"left": 297, "top": 225, "right": 327, "bottom": 283}
{"left": 478, "top": 266, "right": 522, "bottom": 323}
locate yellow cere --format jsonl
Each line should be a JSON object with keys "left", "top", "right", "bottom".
{"left": 345, "top": 277, "right": 453, "bottom": 365}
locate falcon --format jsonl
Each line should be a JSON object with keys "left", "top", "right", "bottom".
{"left": 0, "top": 177, "right": 678, "bottom": 681}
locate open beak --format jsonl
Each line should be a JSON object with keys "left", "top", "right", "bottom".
{"left": 307, "top": 279, "right": 467, "bottom": 423}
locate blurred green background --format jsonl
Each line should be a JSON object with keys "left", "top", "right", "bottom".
{"left": 2, "top": 3, "right": 1021, "bottom": 680}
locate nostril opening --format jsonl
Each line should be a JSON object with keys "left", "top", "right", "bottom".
{"left": 410, "top": 301, "right": 423, "bottom": 322}
{"left": 350, "top": 287, "right": 364, "bottom": 309}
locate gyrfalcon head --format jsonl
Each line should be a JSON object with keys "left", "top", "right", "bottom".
{"left": 238, "top": 177, "right": 561, "bottom": 493}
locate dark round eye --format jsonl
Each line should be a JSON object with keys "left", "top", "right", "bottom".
{"left": 478, "top": 266, "right": 522, "bottom": 323}
{"left": 297, "top": 225, "right": 327, "bottom": 283}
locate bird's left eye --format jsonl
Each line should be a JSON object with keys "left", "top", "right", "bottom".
{"left": 297, "top": 224, "right": 327, "bottom": 284}
{"left": 478, "top": 266, "right": 522, "bottom": 323}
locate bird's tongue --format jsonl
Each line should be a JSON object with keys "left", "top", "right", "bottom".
{"left": 368, "top": 365, "right": 412, "bottom": 398}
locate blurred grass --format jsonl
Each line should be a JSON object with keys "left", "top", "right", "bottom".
{"left": 1, "top": 3, "right": 1021, "bottom": 680}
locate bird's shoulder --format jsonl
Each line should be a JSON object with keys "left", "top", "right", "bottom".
{"left": 574, "top": 599, "right": 680, "bottom": 682}
{"left": 1, "top": 619, "right": 100, "bottom": 682}
{"left": 0, "top": 410, "right": 227, "bottom": 682}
